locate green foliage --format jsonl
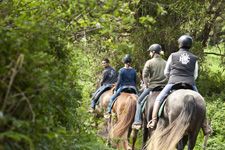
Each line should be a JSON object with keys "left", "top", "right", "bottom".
{"left": 0, "top": 0, "right": 112, "bottom": 149}
{"left": 204, "top": 93, "right": 225, "bottom": 149}
{"left": 197, "top": 70, "right": 225, "bottom": 96}
{"left": 0, "top": 0, "right": 225, "bottom": 149}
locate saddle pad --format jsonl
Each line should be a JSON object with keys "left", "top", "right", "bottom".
{"left": 141, "top": 95, "right": 149, "bottom": 113}
{"left": 95, "top": 94, "right": 103, "bottom": 105}
{"left": 158, "top": 98, "right": 167, "bottom": 117}
{"left": 110, "top": 97, "right": 118, "bottom": 109}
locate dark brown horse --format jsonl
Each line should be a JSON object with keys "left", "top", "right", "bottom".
{"left": 147, "top": 89, "right": 206, "bottom": 150}
{"left": 142, "top": 90, "right": 161, "bottom": 149}
{"left": 107, "top": 93, "right": 139, "bottom": 150}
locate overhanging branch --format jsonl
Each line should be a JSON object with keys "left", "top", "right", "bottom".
{"left": 204, "top": 52, "right": 225, "bottom": 57}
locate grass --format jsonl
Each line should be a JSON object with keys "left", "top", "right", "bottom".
{"left": 203, "top": 44, "right": 225, "bottom": 75}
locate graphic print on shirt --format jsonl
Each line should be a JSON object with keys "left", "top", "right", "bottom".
{"left": 109, "top": 69, "right": 114, "bottom": 78}
{"left": 179, "top": 53, "right": 190, "bottom": 65}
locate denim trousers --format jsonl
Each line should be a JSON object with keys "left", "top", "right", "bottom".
{"left": 91, "top": 84, "right": 112, "bottom": 108}
{"left": 155, "top": 83, "right": 198, "bottom": 103}
{"left": 108, "top": 85, "right": 138, "bottom": 113}
{"left": 133, "top": 88, "right": 152, "bottom": 125}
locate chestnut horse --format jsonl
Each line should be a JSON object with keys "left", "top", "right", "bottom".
{"left": 107, "top": 93, "right": 139, "bottom": 150}
{"left": 147, "top": 89, "right": 206, "bottom": 150}
{"left": 95, "top": 88, "right": 115, "bottom": 119}
{"left": 93, "top": 79, "right": 115, "bottom": 125}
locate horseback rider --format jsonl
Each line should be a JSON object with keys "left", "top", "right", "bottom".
{"left": 148, "top": 35, "right": 212, "bottom": 135}
{"left": 87, "top": 58, "right": 118, "bottom": 113}
{"left": 132, "top": 44, "right": 167, "bottom": 130}
{"left": 104, "top": 54, "right": 139, "bottom": 119}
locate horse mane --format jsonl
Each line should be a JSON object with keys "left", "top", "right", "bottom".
{"left": 109, "top": 83, "right": 117, "bottom": 93}
{"left": 148, "top": 95, "right": 197, "bottom": 150}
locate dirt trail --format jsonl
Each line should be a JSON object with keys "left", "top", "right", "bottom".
{"left": 97, "top": 123, "right": 108, "bottom": 138}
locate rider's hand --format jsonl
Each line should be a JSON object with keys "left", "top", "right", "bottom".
{"left": 114, "top": 90, "right": 117, "bottom": 96}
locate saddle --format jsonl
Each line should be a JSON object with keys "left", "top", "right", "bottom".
{"left": 158, "top": 82, "right": 194, "bottom": 117}
{"left": 141, "top": 85, "right": 165, "bottom": 112}
{"left": 170, "top": 82, "right": 194, "bottom": 92}
{"left": 120, "top": 86, "right": 137, "bottom": 94}
{"left": 93, "top": 85, "right": 112, "bottom": 103}
{"left": 110, "top": 86, "right": 137, "bottom": 109}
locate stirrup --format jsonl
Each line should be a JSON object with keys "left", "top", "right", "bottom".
{"left": 87, "top": 108, "right": 94, "bottom": 113}
{"left": 132, "top": 124, "right": 142, "bottom": 130}
{"left": 147, "top": 120, "right": 156, "bottom": 129}
{"left": 104, "top": 114, "right": 111, "bottom": 119}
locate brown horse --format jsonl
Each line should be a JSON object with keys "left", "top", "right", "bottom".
{"left": 94, "top": 86, "right": 115, "bottom": 119}
{"left": 107, "top": 93, "right": 139, "bottom": 150}
{"left": 147, "top": 89, "right": 206, "bottom": 150}
{"left": 92, "top": 79, "right": 115, "bottom": 122}
{"left": 142, "top": 90, "right": 161, "bottom": 149}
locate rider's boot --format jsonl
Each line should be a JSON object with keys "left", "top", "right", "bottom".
{"left": 87, "top": 107, "right": 95, "bottom": 113}
{"left": 147, "top": 102, "right": 161, "bottom": 129}
{"left": 104, "top": 113, "right": 111, "bottom": 119}
{"left": 202, "top": 119, "right": 213, "bottom": 136}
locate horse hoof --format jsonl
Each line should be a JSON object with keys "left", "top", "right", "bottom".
{"left": 106, "top": 140, "right": 111, "bottom": 146}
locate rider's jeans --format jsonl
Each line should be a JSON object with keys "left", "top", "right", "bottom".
{"left": 91, "top": 84, "right": 112, "bottom": 108}
{"left": 155, "top": 83, "right": 198, "bottom": 103}
{"left": 133, "top": 88, "right": 152, "bottom": 125}
{"left": 108, "top": 86, "right": 138, "bottom": 113}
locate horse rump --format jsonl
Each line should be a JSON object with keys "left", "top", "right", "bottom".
{"left": 110, "top": 93, "right": 137, "bottom": 138}
{"left": 148, "top": 94, "right": 197, "bottom": 150}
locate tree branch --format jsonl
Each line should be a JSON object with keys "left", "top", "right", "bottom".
{"left": 1, "top": 54, "right": 24, "bottom": 113}
{"left": 204, "top": 52, "right": 225, "bottom": 57}
{"left": 13, "top": 85, "right": 36, "bottom": 123}
{"left": 143, "top": 0, "right": 181, "bottom": 7}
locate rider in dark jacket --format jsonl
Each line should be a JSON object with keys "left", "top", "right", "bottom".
{"left": 148, "top": 35, "right": 212, "bottom": 136}
{"left": 87, "top": 58, "right": 118, "bottom": 113}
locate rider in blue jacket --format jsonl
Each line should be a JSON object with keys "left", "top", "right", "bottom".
{"left": 104, "top": 54, "right": 138, "bottom": 119}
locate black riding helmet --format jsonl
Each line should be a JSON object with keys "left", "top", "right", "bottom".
{"left": 178, "top": 35, "right": 193, "bottom": 49}
{"left": 148, "top": 44, "right": 162, "bottom": 52}
{"left": 122, "top": 54, "right": 132, "bottom": 63}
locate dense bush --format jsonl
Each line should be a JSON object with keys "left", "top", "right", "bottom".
{"left": 0, "top": 0, "right": 224, "bottom": 150}
{"left": 0, "top": 1, "right": 110, "bottom": 149}
{"left": 197, "top": 70, "right": 225, "bottom": 96}
{"left": 204, "top": 92, "right": 225, "bottom": 150}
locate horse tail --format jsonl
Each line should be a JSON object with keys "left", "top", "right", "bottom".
{"left": 148, "top": 95, "right": 196, "bottom": 150}
{"left": 112, "top": 94, "right": 137, "bottom": 138}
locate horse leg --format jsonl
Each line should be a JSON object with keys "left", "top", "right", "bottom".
{"left": 128, "top": 126, "right": 132, "bottom": 143}
{"left": 94, "top": 113, "right": 98, "bottom": 126}
{"left": 124, "top": 128, "right": 132, "bottom": 150}
{"left": 188, "top": 133, "right": 198, "bottom": 150}
{"left": 142, "top": 119, "right": 148, "bottom": 149}
{"left": 106, "top": 116, "right": 112, "bottom": 146}
{"left": 176, "top": 135, "right": 188, "bottom": 150}
{"left": 131, "top": 129, "right": 138, "bottom": 150}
